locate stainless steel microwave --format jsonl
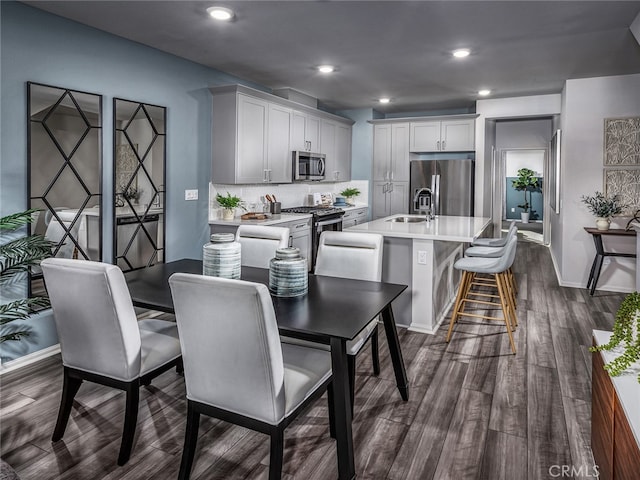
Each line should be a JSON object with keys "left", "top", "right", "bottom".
{"left": 293, "top": 151, "right": 325, "bottom": 181}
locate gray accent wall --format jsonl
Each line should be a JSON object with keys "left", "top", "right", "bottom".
{"left": 0, "top": 2, "right": 258, "bottom": 362}
{"left": 558, "top": 74, "right": 640, "bottom": 292}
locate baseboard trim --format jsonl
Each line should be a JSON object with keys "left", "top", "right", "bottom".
{"left": 0, "top": 344, "right": 60, "bottom": 375}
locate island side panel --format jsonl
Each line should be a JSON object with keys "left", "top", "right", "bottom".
{"left": 381, "top": 236, "right": 413, "bottom": 327}
{"left": 431, "top": 241, "right": 464, "bottom": 332}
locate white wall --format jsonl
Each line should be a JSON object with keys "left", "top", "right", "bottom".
{"left": 558, "top": 74, "right": 640, "bottom": 292}
{"left": 475, "top": 94, "right": 562, "bottom": 218}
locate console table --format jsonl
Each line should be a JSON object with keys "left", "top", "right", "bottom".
{"left": 583, "top": 228, "right": 636, "bottom": 296}
{"left": 592, "top": 331, "right": 640, "bottom": 480}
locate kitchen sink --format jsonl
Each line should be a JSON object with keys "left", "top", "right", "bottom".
{"left": 387, "top": 216, "right": 426, "bottom": 223}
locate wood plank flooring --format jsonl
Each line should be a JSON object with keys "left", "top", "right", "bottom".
{"left": 0, "top": 236, "right": 627, "bottom": 479}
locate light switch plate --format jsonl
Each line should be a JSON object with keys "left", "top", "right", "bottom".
{"left": 185, "top": 189, "right": 198, "bottom": 201}
{"left": 417, "top": 250, "right": 427, "bottom": 265}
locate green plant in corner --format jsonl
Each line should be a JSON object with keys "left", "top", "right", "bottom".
{"left": 1, "top": 209, "right": 53, "bottom": 343}
{"left": 339, "top": 187, "right": 360, "bottom": 203}
{"left": 511, "top": 168, "right": 539, "bottom": 213}
{"left": 589, "top": 292, "right": 640, "bottom": 383}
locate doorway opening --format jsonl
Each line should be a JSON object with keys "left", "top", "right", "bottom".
{"left": 502, "top": 148, "right": 545, "bottom": 244}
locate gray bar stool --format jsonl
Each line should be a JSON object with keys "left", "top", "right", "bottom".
{"left": 446, "top": 235, "right": 519, "bottom": 353}
{"left": 471, "top": 221, "right": 517, "bottom": 247}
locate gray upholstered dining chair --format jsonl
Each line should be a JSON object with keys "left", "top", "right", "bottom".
{"left": 283, "top": 230, "right": 384, "bottom": 412}
{"left": 40, "top": 258, "right": 182, "bottom": 466}
{"left": 168, "top": 273, "right": 334, "bottom": 480}
{"left": 235, "top": 225, "right": 290, "bottom": 268}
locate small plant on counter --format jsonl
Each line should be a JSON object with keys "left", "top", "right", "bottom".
{"left": 216, "top": 192, "right": 243, "bottom": 209}
{"left": 590, "top": 292, "right": 640, "bottom": 383}
{"left": 340, "top": 187, "right": 361, "bottom": 203}
{"left": 216, "top": 192, "right": 245, "bottom": 220}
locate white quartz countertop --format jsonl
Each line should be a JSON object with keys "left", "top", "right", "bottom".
{"left": 209, "top": 213, "right": 312, "bottom": 226}
{"left": 593, "top": 330, "right": 640, "bottom": 446}
{"left": 346, "top": 214, "right": 491, "bottom": 242}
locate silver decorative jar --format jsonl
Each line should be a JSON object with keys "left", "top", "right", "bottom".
{"left": 203, "top": 233, "right": 241, "bottom": 279}
{"left": 269, "top": 247, "right": 308, "bottom": 297}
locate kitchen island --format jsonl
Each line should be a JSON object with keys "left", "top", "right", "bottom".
{"left": 346, "top": 214, "right": 491, "bottom": 333}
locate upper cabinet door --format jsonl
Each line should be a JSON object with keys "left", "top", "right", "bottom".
{"left": 410, "top": 121, "right": 440, "bottom": 152}
{"left": 334, "top": 123, "right": 352, "bottom": 182}
{"left": 320, "top": 119, "right": 337, "bottom": 182}
{"left": 267, "top": 103, "right": 293, "bottom": 183}
{"left": 391, "top": 123, "right": 410, "bottom": 182}
{"left": 236, "top": 94, "right": 268, "bottom": 183}
{"left": 441, "top": 119, "right": 475, "bottom": 151}
{"left": 373, "top": 124, "right": 392, "bottom": 181}
{"left": 291, "top": 111, "right": 307, "bottom": 151}
{"left": 306, "top": 115, "right": 321, "bottom": 153}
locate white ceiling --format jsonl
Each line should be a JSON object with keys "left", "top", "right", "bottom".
{"left": 22, "top": 1, "right": 640, "bottom": 113}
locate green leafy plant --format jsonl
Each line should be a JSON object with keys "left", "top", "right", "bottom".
{"left": 581, "top": 191, "right": 625, "bottom": 218}
{"left": 590, "top": 292, "right": 640, "bottom": 383}
{"left": 340, "top": 187, "right": 361, "bottom": 200}
{"left": 1, "top": 209, "right": 53, "bottom": 343}
{"left": 215, "top": 192, "right": 243, "bottom": 209}
{"left": 511, "top": 168, "right": 539, "bottom": 213}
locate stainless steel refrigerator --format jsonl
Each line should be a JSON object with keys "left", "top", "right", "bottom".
{"left": 409, "top": 159, "right": 474, "bottom": 216}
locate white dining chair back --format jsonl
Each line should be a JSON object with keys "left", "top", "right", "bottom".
{"left": 40, "top": 258, "right": 182, "bottom": 466}
{"left": 315, "top": 231, "right": 383, "bottom": 282}
{"left": 235, "top": 225, "right": 290, "bottom": 268}
{"left": 168, "top": 273, "right": 333, "bottom": 479}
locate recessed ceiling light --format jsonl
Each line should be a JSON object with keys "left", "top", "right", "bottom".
{"left": 317, "top": 65, "right": 335, "bottom": 74}
{"left": 207, "top": 6, "right": 234, "bottom": 21}
{"left": 452, "top": 49, "right": 470, "bottom": 58}
{"left": 379, "top": 98, "right": 391, "bottom": 104}
{"left": 478, "top": 89, "right": 491, "bottom": 96}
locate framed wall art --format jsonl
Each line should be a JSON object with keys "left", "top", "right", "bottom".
{"left": 604, "top": 117, "right": 640, "bottom": 166}
{"left": 604, "top": 168, "right": 640, "bottom": 216}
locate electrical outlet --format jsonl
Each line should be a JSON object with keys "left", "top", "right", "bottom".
{"left": 417, "top": 250, "right": 427, "bottom": 265}
{"left": 511, "top": 207, "right": 515, "bottom": 213}
{"left": 185, "top": 189, "right": 198, "bottom": 201}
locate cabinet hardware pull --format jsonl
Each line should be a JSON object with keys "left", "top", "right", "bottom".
{"left": 437, "top": 140, "right": 440, "bottom": 150}
{"left": 442, "top": 140, "right": 446, "bottom": 150}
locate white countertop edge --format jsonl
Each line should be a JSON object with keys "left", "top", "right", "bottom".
{"left": 209, "top": 213, "right": 312, "bottom": 226}
{"left": 593, "top": 329, "right": 640, "bottom": 447}
{"left": 346, "top": 215, "right": 491, "bottom": 242}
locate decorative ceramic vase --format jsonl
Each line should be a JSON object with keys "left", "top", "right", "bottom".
{"left": 203, "top": 233, "right": 241, "bottom": 279}
{"left": 521, "top": 212, "right": 530, "bottom": 224}
{"left": 222, "top": 208, "right": 235, "bottom": 221}
{"left": 595, "top": 217, "right": 610, "bottom": 231}
{"left": 268, "top": 247, "right": 308, "bottom": 297}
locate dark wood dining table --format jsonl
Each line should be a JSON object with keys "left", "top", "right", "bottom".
{"left": 124, "top": 258, "right": 409, "bottom": 480}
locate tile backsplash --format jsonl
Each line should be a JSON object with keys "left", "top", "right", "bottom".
{"left": 209, "top": 180, "right": 369, "bottom": 220}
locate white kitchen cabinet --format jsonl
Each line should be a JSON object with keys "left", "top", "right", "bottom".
{"left": 373, "top": 123, "right": 410, "bottom": 182}
{"left": 212, "top": 91, "right": 292, "bottom": 184}
{"left": 322, "top": 121, "right": 352, "bottom": 182}
{"left": 266, "top": 103, "right": 293, "bottom": 183}
{"left": 292, "top": 111, "right": 320, "bottom": 152}
{"left": 372, "top": 181, "right": 408, "bottom": 219}
{"left": 409, "top": 117, "right": 475, "bottom": 152}
{"left": 342, "top": 207, "right": 368, "bottom": 229}
{"left": 210, "top": 84, "right": 353, "bottom": 184}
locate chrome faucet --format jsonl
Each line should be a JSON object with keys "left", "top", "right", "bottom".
{"left": 413, "top": 188, "right": 433, "bottom": 219}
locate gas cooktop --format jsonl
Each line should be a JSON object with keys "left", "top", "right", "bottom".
{"left": 281, "top": 206, "right": 344, "bottom": 217}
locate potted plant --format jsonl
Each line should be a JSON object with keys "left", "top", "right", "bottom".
{"left": 590, "top": 292, "right": 640, "bottom": 383}
{"left": 216, "top": 192, "right": 243, "bottom": 220}
{"left": 511, "top": 168, "right": 539, "bottom": 223}
{"left": 339, "top": 187, "right": 361, "bottom": 205}
{"left": 581, "top": 191, "right": 625, "bottom": 231}
{"left": 1, "top": 209, "right": 52, "bottom": 344}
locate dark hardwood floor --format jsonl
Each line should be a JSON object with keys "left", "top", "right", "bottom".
{"left": 0, "top": 236, "right": 626, "bottom": 479}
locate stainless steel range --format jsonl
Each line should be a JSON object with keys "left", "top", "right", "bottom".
{"left": 281, "top": 206, "right": 344, "bottom": 270}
